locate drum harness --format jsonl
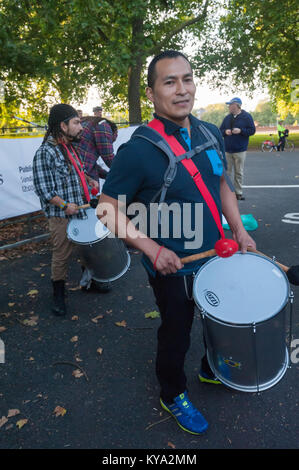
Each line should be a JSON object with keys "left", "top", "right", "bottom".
{"left": 132, "top": 118, "right": 235, "bottom": 301}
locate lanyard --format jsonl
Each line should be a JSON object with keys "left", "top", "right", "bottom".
{"left": 61, "top": 143, "right": 90, "bottom": 203}
{"left": 148, "top": 118, "right": 225, "bottom": 239}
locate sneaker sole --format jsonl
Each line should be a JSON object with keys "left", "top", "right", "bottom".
{"left": 198, "top": 374, "right": 222, "bottom": 385}
{"left": 160, "top": 399, "right": 208, "bottom": 435}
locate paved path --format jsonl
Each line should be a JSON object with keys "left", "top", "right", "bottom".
{"left": 0, "top": 150, "right": 298, "bottom": 449}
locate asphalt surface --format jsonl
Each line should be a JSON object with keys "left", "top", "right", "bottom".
{"left": 0, "top": 150, "right": 298, "bottom": 451}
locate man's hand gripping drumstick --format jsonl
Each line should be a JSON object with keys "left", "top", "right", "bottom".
{"left": 96, "top": 194, "right": 183, "bottom": 275}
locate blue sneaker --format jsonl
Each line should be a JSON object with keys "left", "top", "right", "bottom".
{"left": 160, "top": 391, "right": 208, "bottom": 435}
{"left": 198, "top": 370, "right": 222, "bottom": 385}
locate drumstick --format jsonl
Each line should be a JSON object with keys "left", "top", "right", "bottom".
{"left": 181, "top": 246, "right": 299, "bottom": 286}
{"left": 77, "top": 199, "right": 98, "bottom": 210}
{"left": 181, "top": 239, "right": 238, "bottom": 263}
{"left": 181, "top": 248, "right": 217, "bottom": 264}
{"left": 78, "top": 190, "right": 100, "bottom": 209}
{"left": 246, "top": 247, "right": 289, "bottom": 272}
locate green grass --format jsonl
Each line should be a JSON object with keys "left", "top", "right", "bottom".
{"left": 248, "top": 133, "right": 299, "bottom": 150}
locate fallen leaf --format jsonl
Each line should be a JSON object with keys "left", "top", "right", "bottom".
{"left": 71, "top": 315, "right": 79, "bottom": 321}
{"left": 145, "top": 310, "right": 160, "bottom": 319}
{"left": 27, "top": 289, "right": 38, "bottom": 297}
{"left": 53, "top": 406, "right": 67, "bottom": 417}
{"left": 91, "top": 315, "right": 104, "bottom": 323}
{"left": 16, "top": 419, "right": 28, "bottom": 429}
{"left": 0, "top": 326, "right": 7, "bottom": 333}
{"left": 127, "top": 296, "right": 133, "bottom": 301}
{"left": 0, "top": 416, "right": 8, "bottom": 428}
{"left": 68, "top": 286, "right": 81, "bottom": 291}
{"left": 168, "top": 441, "right": 176, "bottom": 449}
{"left": 72, "top": 369, "right": 84, "bottom": 378}
{"left": 8, "top": 302, "right": 15, "bottom": 307}
{"left": 97, "top": 347, "right": 103, "bottom": 355}
{"left": 0, "top": 313, "right": 10, "bottom": 318}
{"left": 115, "top": 320, "right": 127, "bottom": 328}
{"left": 7, "top": 409, "right": 20, "bottom": 418}
{"left": 70, "top": 336, "right": 78, "bottom": 342}
{"left": 22, "top": 316, "right": 38, "bottom": 327}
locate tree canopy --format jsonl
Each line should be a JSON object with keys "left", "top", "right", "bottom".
{"left": 0, "top": 0, "right": 298, "bottom": 125}
{"left": 194, "top": 0, "right": 299, "bottom": 118}
{"left": 0, "top": 0, "right": 214, "bottom": 123}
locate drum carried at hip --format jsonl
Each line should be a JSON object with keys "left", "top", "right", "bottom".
{"left": 192, "top": 252, "right": 294, "bottom": 393}
{"left": 67, "top": 207, "right": 130, "bottom": 284}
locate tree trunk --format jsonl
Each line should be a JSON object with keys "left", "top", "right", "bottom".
{"left": 127, "top": 16, "right": 145, "bottom": 124}
{"left": 128, "top": 57, "right": 143, "bottom": 124}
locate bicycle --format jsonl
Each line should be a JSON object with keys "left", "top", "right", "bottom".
{"left": 261, "top": 133, "right": 295, "bottom": 152}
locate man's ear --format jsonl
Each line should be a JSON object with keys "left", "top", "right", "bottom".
{"left": 60, "top": 121, "right": 67, "bottom": 133}
{"left": 146, "top": 86, "right": 154, "bottom": 104}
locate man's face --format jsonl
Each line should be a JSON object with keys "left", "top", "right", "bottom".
{"left": 94, "top": 110, "right": 102, "bottom": 117}
{"left": 61, "top": 116, "right": 83, "bottom": 142}
{"left": 146, "top": 56, "right": 196, "bottom": 125}
{"left": 228, "top": 102, "right": 240, "bottom": 114}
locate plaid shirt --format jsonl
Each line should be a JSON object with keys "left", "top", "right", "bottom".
{"left": 77, "top": 120, "right": 116, "bottom": 180}
{"left": 33, "top": 137, "right": 87, "bottom": 219}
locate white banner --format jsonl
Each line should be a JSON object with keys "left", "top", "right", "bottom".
{"left": 0, "top": 137, "right": 43, "bottom": 220}
{"left": 0, "top": 126, "right": 138, "bottom": 221}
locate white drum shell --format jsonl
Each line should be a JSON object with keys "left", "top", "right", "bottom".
{"left": 67, "top": 209, "right": 130, "bottom": 283}
{"left": 193, "top": 253, "right": 290, "bottom": 392}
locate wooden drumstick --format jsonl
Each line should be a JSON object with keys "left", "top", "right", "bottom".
{"left": 247, "top": 247, "right": 289, "bottom": 273}
{"left": 181, "top": 246, "right": 299, "bottom": 285}
{"left": 181, "top": 246, "right": 289, "bottom": 272}
{"left": 181, "top": 248, "right": 217, "bottom": 264}
{"left": 77, "top": 198, "right": 99, "bottom": 210}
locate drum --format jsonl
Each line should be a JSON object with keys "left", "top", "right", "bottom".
{"left": 67, "top": 208, "right": 130, "bottom": 283}
{"left": 193, "top": 252, "right": 291, "bottom": 392}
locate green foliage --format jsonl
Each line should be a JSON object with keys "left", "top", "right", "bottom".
{"left": 194, "top": 0, "right": 299, "bottom": 115}
{"left": 1, "top": 0, "right": 297, "bottom": 125}
{"left": 200, "top": 103, "right": 227, "bottom": 127}
{"left": 0, "top": 0, "right": 213, "bottom": 124}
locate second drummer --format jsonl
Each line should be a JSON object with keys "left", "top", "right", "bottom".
{"left": 33, "top": 104, "right": 99, "bottom": 316}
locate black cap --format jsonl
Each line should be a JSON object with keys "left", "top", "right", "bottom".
{"left": 48, "top": 104, "right": 78, "bottom": 128}
{"left": 93, "top": 106, "right": 102, "bottom": 111}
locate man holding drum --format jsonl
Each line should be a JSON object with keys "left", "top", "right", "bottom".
{"left": 33, "top": 104, "right": 99, "bottom": 316}
{"left": 97, "top": 51, "right": 255, "bottom": 435}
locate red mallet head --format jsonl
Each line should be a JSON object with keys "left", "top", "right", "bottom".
{"left": 91, "top": 187, "right": 98, "bottom": 196}
{"left": 214, "top": 239, "right": 239, "bottom": 258}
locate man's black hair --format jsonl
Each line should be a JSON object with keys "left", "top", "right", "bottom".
{"left": 147, "top": 50, "right": 191, "bottom": 89}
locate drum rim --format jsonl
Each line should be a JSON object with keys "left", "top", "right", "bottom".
{"left": 206, "top": 347, "right": 289, "bottom": 392}
{"left": 193, "top": 251, "right": 290, "bottom": 326}
{"left": 66, "top": 213, "right": 111, "bottom": 244}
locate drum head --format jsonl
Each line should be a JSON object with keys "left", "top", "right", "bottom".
{"left": 67, "top": 208, "right": 110, "bottom": 244}
{"left": 193, "top": 252, "right": 289, "bottom": 325}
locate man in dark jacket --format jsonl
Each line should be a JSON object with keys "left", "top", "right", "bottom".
{"left": 220, "top": 97, "right": 255, "bottom": 200}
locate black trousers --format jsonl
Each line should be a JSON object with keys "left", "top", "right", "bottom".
{"left": 148, "top": 272, "right": 210, "bottom": 403}
{"left": 277, "top": 135, "right": 286, "bottom": 151}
